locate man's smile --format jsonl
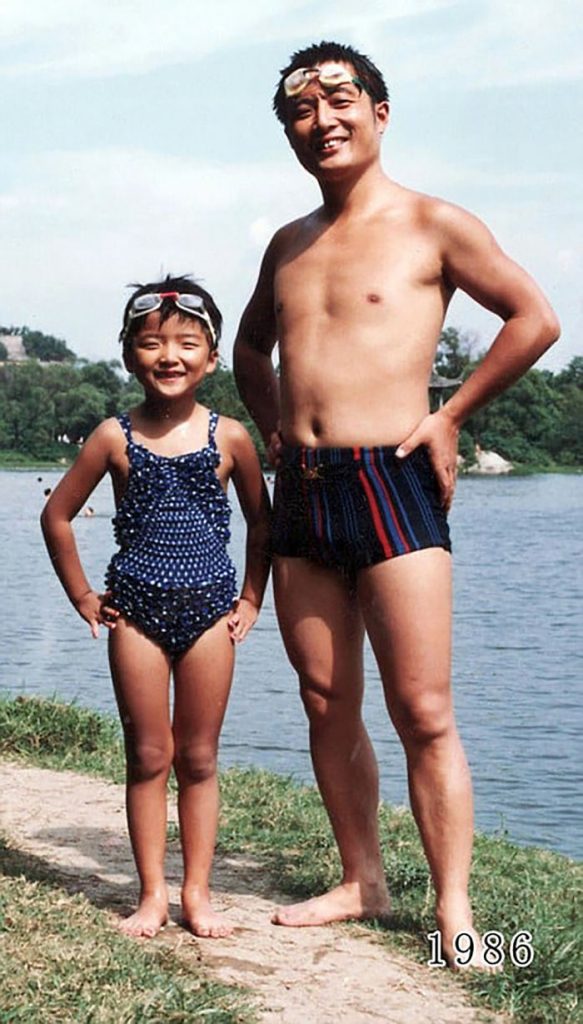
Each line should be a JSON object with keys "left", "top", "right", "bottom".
{"left": 313, "top": 136, "right": 348, "bottom": 154}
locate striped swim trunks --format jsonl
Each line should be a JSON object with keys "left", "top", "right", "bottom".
{"left": 272, "top": 443, "right": 451, "bottom": 575}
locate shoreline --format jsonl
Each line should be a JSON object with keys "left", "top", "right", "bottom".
{"left": 1, "top": 454, "right": 582, "bottom": 476}
{"left": 0, "top": 696, "right": 580, "bottom": 1024}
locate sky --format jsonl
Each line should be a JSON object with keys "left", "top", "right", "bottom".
{"left": 1, "top": 0, "right": 581, "bottom": 372}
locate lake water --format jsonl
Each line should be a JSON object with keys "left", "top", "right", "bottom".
{"left": 1, "top": 469, "right": 581, "bottom": 860}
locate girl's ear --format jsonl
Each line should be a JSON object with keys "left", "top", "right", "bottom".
{"left": 123, "top": 346, "right": 134, "bottom": 374}
{"left": 205, "top": 348, "right": 219, "bottom": 375}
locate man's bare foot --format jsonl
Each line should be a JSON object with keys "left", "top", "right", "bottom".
{"left": 436, "top": 904, "right": 503, "bottom": 973}
{"left": 118, "top": 891, "right": 168, "bottom": 938}
{"left": 272, "top": 880, "right": 391, "bottom": 927}
{"left": 182, "top": 886, "right": 233, "bottom": 939}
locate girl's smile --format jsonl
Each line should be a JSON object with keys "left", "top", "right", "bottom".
{"left": 126, "top": 311, "right": 217, "bottom": 398}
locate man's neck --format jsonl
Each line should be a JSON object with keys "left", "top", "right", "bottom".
{"left": 317, "top": 161, "right": 392, "bottom": 217}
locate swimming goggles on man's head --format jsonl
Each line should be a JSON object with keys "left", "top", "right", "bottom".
{"left": 283, "top": 63, "right": 370, "bottom": 99}
{"left": 127, "top": 291, "right": 217, "bottom": 347}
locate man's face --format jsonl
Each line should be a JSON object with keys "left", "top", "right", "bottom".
{"left": 283, "top": 61, "right": 389, "bottom": 179}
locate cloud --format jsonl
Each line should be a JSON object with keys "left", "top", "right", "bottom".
{"left": 0, "top": 0, "right": 302, "bottom": 77}
{"left": 0, "top": 147, "right": 316, "bottom": 358}
{"left": 1, "top": 0, "right": 581, "bottom": 88}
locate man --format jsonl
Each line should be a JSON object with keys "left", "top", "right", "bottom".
{"left": 233, "top": 41, "right": 559, "bottom": 966}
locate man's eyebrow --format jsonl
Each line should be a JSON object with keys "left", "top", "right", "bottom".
{"left": 289, "top": 82, "right": 357, "bottom": 108}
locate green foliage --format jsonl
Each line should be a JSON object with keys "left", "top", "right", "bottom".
{"left": 0, "top": 340, "right": 8, "bottom": 362}
{"left": 436, "top": 330, "right": 582, "bottom": 468}
{"left": 434, "top": 326, "right": 477, "bottom": 379}
{"left": 197, "top": 362, "right": 265, "bottom": 455}
{"left": 457, "top": 428, "right": 474, "bottom": 462}
{"left": 14, "top": 326, "right": 76, "bottom": 363}
{"left": 0, "top": 320, "right": 580, "bottom": 468}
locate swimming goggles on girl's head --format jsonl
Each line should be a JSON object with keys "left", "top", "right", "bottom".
{"left": 283, "top": 63, "right": 370, "bottom": 98}
{"left": 127, "top": 291, "right": 217, "bottom": 346}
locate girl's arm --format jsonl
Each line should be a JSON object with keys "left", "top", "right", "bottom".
{"left": 223, "top": 420, "right": 271, "bottom": 643}
{"left": 41, "top": 419, "right": 120, "bottom": 638}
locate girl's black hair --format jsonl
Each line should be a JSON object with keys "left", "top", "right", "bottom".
{"left": 120, "top": 274, "right": 222, "bottom": 352}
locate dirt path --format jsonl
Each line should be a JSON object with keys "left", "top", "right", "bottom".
{"left": 0, "top": 761, "right": 505, "bottom": 1024}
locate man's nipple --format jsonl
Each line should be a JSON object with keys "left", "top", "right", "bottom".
{"left": 366, "top": 293, "right": 382, "bottom": 304}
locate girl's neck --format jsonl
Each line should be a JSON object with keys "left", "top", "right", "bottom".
{"left": 141, "top": 394, "right": 198, "bottom": 425}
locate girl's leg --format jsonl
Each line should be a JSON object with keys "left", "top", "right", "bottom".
{"left": 108, "top": 617, "right": 173, "bottom": 937}
{"left": 172, "top": 614, "right": 234, "bottom": 938}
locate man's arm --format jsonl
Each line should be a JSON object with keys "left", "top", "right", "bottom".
{"left": 397, "top": 203, "right": 560, "bottom": 507}
{"left": 233, "top": 233, "right": 281, "bottom": 447}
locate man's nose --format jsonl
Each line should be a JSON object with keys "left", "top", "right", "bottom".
{"left": 314, "top": 98, "right": 337, "bottom": 130}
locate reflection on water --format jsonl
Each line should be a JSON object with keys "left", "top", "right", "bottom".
{"left": 2, "top": 470, "right": 582, "bottom": 859}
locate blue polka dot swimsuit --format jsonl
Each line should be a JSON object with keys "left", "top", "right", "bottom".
{"left": 105, "top": 410, "right": 237, "bottom": 656}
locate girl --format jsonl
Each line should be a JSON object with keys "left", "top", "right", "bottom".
{"left": 42, "top": 276, "right": 271, "bottom": 939}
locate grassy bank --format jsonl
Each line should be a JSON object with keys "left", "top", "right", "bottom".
{"left": 0, "top": 840, "right": 251, "bottom": 1023}
{"left": 0, "top": 449, "right": 71, "bottom": 470}
{"left": 1, "top": 696, "right": 581, "bottom": 1023}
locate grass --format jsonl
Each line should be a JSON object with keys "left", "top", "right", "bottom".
{"left": 1, "top": 695, "right": 581, "bottom": 1023}
{"left": 0, "top": 839, "right": 252, "bottom": 1023}
{"left": 218, "top": 769, "right": 582, "bottom": 1023}
{"left": 0, "top": 695, "right": 125, "bottom": 782}
{"left": 0, "top": 449, "right": 72, "bottom": 470}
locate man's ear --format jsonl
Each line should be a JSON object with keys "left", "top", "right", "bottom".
{"left": 375, "top": 100, "right": 390, "bottom": 135}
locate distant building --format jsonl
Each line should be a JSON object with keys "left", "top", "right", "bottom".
{"left": 0, "top": 333, "right": 28, "bottom": 362}
{"left": 429, "top": 369, "right": 463, "bottom": 408}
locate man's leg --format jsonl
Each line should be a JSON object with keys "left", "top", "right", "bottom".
{"left": 358, "top": 548, "right": 486, "bottom": 967}
{"left": 272, "top": 554, "right": 390, "bottom": 926}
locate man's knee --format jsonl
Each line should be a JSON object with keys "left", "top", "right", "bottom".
{"left": 391, "top": 690, "right": 454, "bottom": 747}
{"left": 299, "top": 670, "right": 359, "bottom": 729}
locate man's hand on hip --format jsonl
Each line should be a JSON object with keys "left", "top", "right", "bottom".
{"left": 396, "top": 410, "right": 460, "bottom": 512}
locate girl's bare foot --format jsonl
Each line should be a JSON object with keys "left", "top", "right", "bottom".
{"left": 272, "top": 880, "right": 391, "bottom": 927}
{"left": 118, "top": 890, "right": 168, "bottom": 938}
{"left": 182, "top": 886, "right": 233, "bottom": 938}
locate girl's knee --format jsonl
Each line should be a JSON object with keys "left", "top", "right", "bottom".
{"left": 174, "top": 742, "right": 217, "bottom": 784}
{"left": 125, "top": 738, "right": 174, "bottom": 781}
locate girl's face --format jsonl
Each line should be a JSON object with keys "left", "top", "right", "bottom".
{"left": 124, "top": 311, "right": 217, "bottom": 398}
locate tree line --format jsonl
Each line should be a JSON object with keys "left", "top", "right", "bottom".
{"left": 433, "top": 329, "right": 582, "bottom": 467}
{"left": 0, "top": 325, "right": 581, "bottom": 467}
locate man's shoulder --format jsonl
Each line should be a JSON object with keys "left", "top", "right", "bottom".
{"left": 271, "top": 209, "right": 321, "bottom": 248}
{"left": 389, "top": 182, "right": 471, "bottom": 227}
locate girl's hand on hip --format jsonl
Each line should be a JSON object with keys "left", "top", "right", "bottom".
{"left": 228, "top": 597, "right": 259, "bottom": 643}
{"left": 74, "top": 589, "right": 119, "bottom": 638}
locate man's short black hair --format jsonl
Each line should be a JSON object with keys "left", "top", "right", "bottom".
{"left": 273, "top": 40, "right": 389, "bottom": 124}
{"left": 120, "top": 274, "right": 222, "bottom": 353}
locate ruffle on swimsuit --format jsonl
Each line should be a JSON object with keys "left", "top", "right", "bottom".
{"left": 106, "top": 410, "right": 237, "bottom": 656}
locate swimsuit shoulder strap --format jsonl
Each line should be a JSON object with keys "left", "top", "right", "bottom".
{"left": 208, "top": 410, "right": 219, "bottom": 445}
{"left": 117, "top": 412, "right": 133, "bottom": 444}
